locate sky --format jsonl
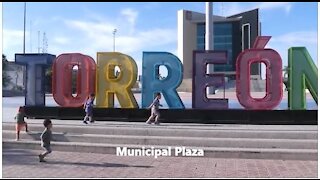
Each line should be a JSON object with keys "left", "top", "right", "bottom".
{"left": 2, "top": 2, "right": 318, "bottom": 77}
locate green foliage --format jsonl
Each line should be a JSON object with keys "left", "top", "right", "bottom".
{"left": 2, "top": 54, "right": 11, "bottom": 87}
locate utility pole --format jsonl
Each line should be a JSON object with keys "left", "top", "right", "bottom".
{"left": 221, "top": 2, "right": 224, "bottom": 16}
{"left": 113, "top": 28, "right": 117, "bottom": 52}
{"left": 38, "top": 31, "right": 40, "bottom": 53}
{"left": 42, "top": 32, "right": 48, "bottom": 53}
{"left": 23, "top": 2, "right": 26, "bottom": 54}
{"left": 30, "top": 20, "right": 32, "bottom": 53}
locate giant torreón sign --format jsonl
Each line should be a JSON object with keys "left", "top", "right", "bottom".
{"left": 15, "top": 36, "right": 318, "bottom": 110}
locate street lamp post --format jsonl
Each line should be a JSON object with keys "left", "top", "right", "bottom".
{"left": 113, "top": 28, "right": 117, "bottom": 52}
{"left": 205, "top": 2, "right": 214, "bottom": 94}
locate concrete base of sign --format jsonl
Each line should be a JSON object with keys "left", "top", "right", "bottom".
{"left": 22, "top": 106, "right": 317, "bottom": 125}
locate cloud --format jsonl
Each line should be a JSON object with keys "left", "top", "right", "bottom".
{"left": 63, "top": 19, "right": 176, "bottom": 55}
{"left": 266, "top": 31, "right": 317, "bottom": 66}
{"left": 270, "top": 31, "right": 317, "bottom": 45}
{"left": 258, "top": 2, "right": 290, "bottom": 9}
{"left": 218, "top": 3, "right": 245, "bottom": 17}
{"left": 120, "top": 8, "right": 138, "bottom": 26}
{"left": 221, "top": 2, "right": 293, "bottom": 16}
{"left": 62, "top": 19, "right": 116, "bottom": 55}
{"left": 38, "top": 15, "right": 177, "bottom": 75}
{"left": 53, "top": 37, "right": 70, "bottom": 45}
{"left": 143, "top": 2, "right": 162, "bottom": 10}
{"left": 3, "top": 29, "right": 27, "bottom": 60}
{"left": 65, "top": 19, "right": 115, "bottom": 34}
{"left": 258, "top": 2, "right": 292, "bottom": 14}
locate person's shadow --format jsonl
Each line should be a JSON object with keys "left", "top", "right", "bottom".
{"left": 3, "top": 149, "right": 152, "bottom": 169}
{"left": 46, "top": 161, "right": 153, "bottom": 168}
{"left": 24, "top": 131, "right": 70, "bottom": 142}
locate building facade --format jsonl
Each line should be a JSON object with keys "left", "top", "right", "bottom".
{"left": 2, "top": 62, "right": 26, "bottom": 97}
{"left": 177, "top": 9, "right": 260, "bottom": 91}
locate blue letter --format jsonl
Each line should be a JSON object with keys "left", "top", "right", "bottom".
{"left": 141, "top": 52, "right": 184, "bottom": 109}
{"left": 15, "top": 54, "right": 56, "bottom": 106}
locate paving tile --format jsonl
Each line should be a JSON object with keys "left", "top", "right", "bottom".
{"left": 2, "top": 148, "right": 317, "bottom": 178}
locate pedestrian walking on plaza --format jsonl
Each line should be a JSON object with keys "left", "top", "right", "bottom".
{"left": 38, "top": 119, "right": 52, "bottom": 162}
{"left": 15, "top": 106, "right": 28, "bottom": 141}
{"left": 146, "top": 92, "right": 163, "bottom": 125}
{"left": 83, "top": 93, "right": 95, "bottom": 124}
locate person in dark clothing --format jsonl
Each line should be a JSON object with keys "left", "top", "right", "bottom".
{"left": 38, "top": 119, "right": 52, "bottom": 162}
{"left": 83, "top": 93, "right": 95, "bottom": 124}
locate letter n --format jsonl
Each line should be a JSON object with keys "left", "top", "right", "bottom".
{"left": 288, "top": 47, "right": 318, "bottom": 110}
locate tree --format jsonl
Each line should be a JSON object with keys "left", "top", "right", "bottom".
{"left": 283, "top": 66, "right": 289, "bottom": 91}
{"left": 45, "top": 66, "right": 79, "bottom": 94}
{"left": 45, "top": 66, "right": 53, "bottom": 93}
{"left": 2, "top": 54, "right": 12, "bottom": 87}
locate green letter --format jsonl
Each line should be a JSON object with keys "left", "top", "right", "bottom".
{"left": 288, "top": 47, "right": 318, "bottom": 110}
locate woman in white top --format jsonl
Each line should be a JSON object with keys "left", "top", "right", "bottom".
{"left": 146, "top": 92, "right": 163, "bottom": 125}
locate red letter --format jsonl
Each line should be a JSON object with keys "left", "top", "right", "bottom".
{"left": 52, "top": 53, "right": 96, "bottom": 107}
{"left": 236, "top": 36, "right": 283, "bottom": 109}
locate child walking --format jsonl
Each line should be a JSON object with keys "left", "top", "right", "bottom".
{"left": 15, "top": 107, "right": 28, "bottom": 141}
{"left": 39, "top": 119, "right": 52, "bottom": 162}
{"left": 146, "top": 92, "right": 163, "bottom": 125}
{"left": 83, "top": 93, "right": 95, "bottom": 124}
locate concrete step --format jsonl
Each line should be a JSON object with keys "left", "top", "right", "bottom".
{"left": 4, "top": 121, "right": 316, "bottom": 160}
{"left": 3, "top": 130, "right": 317, "bottom": 149}
{"left": 3, "top": 139, "right": 317, "bottom": 160}
{"left": 3, "top": 123, "right": 317, "bottom": 140}
{"left": 6, "top": 120, "right": 317, "bottom": 131}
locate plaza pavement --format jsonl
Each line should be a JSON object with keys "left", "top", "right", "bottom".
{"left": 2, "top": 91, "right": 318, "bottom": 178}
{"left": 2, "top": 148, "right": 317, "bottom": 178}
{"left": 2, "top": 119, "right": 318, "bottom": 178}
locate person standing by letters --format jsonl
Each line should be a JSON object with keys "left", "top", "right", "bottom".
{"left": 83, "top": 93, "right": 95, "bottom": 124}
{"left": 146, "top": 92, "right": 163, "bottom": 125}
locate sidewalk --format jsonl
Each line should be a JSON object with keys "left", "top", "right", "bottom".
{"left": 3, "top": 148, "right": 317, "bottom": 178}
{"left": 4, "top": 118, "right": 318, "bottom": 130}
